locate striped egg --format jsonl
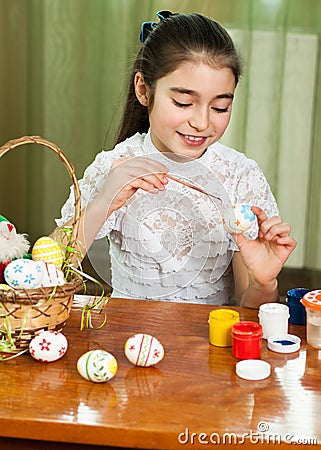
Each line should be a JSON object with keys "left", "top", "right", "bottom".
{"left": 32, "top": 236, "right": 64, "bottom": 269}
{"left": 124, "top": 333, "right": 164, "bottom": 367}
{"left": 77, "top": 350, "right": 118, "bottom": 383}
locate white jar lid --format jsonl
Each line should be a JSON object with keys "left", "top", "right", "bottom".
{"left": 235, "top": 359, "right": 271, "bottom": 381}
{"left": 258, "top": 302, "right": 289, "bottom": 315}
{"left": 267, "top": 334, "right": 301, "bottom": 353}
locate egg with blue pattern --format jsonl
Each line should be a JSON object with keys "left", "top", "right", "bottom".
{"left": 4, "top": 259, "right": 43, "bottom": 289}
{"left": 222, "top": 203, "right": 256, "bottom": 234}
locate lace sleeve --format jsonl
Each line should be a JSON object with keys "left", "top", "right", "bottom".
{"left": 55, "top": 150, "right": 118, "bottom": 239}
{"left": 228, "top": 159, "right": 279, "bottom": 251}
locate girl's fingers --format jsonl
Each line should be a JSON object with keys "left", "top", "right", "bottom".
{"left": 252, "top": 206, "right": 293, "bottom": 241}
{"left": 111, "top": 156, "right": 169, "bottom": 191}
{"left": 129, "top": 176, "right": 166, "bottom": 192}
{"left": 131, "top": 172, "right": 168, "bottom": 190}
{"left": 252, "top": 206, "right": 279, "bottom": 229}
{"left": 128, "top": 156, "right": 169, "bottom": 174}
{"left": 261, "top": 223, "right": 291, "bottom": 241}
{"left": 112, "top": 155, "right": 168, "bottom": 173}
{"left": 251, "top": 206, "right": 267, "bottom": 225}
{"left": 276, "top": 236, "right": 297, "bottom": 250}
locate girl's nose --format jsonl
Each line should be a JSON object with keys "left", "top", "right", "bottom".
{"left": 188, "top": 108, "right": 210, "bottom": 131}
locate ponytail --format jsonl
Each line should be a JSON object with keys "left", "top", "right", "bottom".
{"left": 115, "top": 50, "right": 150, "bottom": 144}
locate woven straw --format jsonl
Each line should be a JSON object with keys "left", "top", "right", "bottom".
{"left": 0, "top": 136, "right": 83, "bottom": 352}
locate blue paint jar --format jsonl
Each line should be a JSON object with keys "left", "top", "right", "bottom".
{"left": 286, "top": 288, "right": 311, "bottom": 325}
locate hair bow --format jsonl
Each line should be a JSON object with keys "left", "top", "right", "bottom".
{"left": 139, "top": 10, "right": 174, "bottom": 43}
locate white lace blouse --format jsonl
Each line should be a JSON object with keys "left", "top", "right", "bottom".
{"left": 56, "top": 131, "right": 279, "bottom": 305}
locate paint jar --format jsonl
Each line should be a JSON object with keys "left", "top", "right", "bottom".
{"left": 232, "top": 321, "right": 262, "bottom": 359}
{"left": 208, "top": 309, "right": 240, "bottom": 347}
{"left": 301, "top": 290, "right": 321, "bottom": 348}
{"left": 286, "top": 288, "right": 311, "bottom": 325}
{"left": 258, "top": 303, "right": 289, "bottom": 339}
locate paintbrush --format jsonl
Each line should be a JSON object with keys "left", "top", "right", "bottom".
{"left": 126, "top": 146, "right": 221, "bottom": 201}
{"left": 167, "top": 174, "right": 222, "bottom": 202}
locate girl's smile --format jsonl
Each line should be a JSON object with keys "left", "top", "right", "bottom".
{"left": 178, "top": 132, "right": 207, "bottom": 147}
{"left": 136, "top": 61, "right": 236, "bottom": 160}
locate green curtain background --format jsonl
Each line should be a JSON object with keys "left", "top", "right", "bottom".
{"left": 0, "top": 0, "right": 320, "bottom": 272}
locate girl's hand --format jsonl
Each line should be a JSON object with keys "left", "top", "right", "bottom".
{"left": 233, "top": 206, "right": 297, "bottom": 286}
{"left": 102, "top": 156, "right": 169, "bottom": 216}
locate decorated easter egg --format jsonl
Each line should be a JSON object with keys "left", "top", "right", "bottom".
{"left": 32, "top": 236, "right": 64, "bottom": 268}
{"left": 222, "top": 203, "right": 256, "bottom": 234}
{"left": 0, "top": 283, "right": 12, "bottom": 290}
{"left": 4, "top": 258, "right": 43, "bottom": 289}
{"left": 124, "top": 333, "right": 164, "bottom": 367}
{"left": 29, "top": 330, "right": 68, "bottom": 362}
{"left": 77, "top": 350, "right": 118, "bottom": 383}
{"left": 36, "top": 261, "right": 66, "bottom": 287}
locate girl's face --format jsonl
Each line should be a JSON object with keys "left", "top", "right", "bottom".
{"left": 137, "top": 61, "right": 236, "bottom": 160}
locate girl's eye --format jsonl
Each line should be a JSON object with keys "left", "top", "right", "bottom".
{"left": 173, "top": 99, "right": 192, "bottom": 108}
{"left": 213, "top": 107, "right": 229, "bottom": 113}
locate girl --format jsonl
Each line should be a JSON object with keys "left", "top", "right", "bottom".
{"left": 54, "top": 12, "right": 296, "bottom": 307}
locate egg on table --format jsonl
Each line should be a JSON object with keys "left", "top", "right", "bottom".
{"left": 29, "top": 330, "right": 68, "bottom": 362}
{"left": 124, "top": 333, "right": 165, "bottom": 367}
{"left": 4, "top": 258, "right": 43, "bottom": 289}
{"left": 32, "top": 236, "right": 64, "bottom": 269}
{"left": 222, "top": 203, "right": 256, "bottom": 234}
{"left": 77, "top": 350, "right": 118, "bottom": 383}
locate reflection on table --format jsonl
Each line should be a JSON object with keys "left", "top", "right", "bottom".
{"left": 0, "top": 296, "right": 320, "bottom": 449}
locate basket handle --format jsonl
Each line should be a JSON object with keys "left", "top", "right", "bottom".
{"left": 0, "top": 135, "right": 81, "bottom": 264}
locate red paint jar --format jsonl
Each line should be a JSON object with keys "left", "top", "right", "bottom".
{"left": 232, "top": 321, "right": 262, "bottom": 359}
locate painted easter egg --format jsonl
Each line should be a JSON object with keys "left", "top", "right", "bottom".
{"left": 222, "top": 203, "right": 256, "bottom": 234}
{"left": 77, "top": 350, "right": 118, "bottom": 383}
{"left": 4, "top": 258, "right": 43, "bottom": 289}
{"left": 29, "top": 330, "right": 68, "bottom": 362}
{"left": 36, "top": 261, "right": 66, "bottom": 287}
{"left": 124, "top": 333, "right": 164, "bottom": 367}
{"left": 32, "top": 236, "right": 64, "bottom": 269}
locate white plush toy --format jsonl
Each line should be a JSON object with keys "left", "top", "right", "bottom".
{"left": 0, "top": 215, "right": 30, "bottom": 282}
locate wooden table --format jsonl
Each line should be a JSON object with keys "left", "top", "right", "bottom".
{"left": 0, "top": 297, "right": 320, "bottom": 449}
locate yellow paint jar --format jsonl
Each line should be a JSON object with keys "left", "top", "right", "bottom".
{"left": 209, "top": 309, "right": 240, "bottom": 347}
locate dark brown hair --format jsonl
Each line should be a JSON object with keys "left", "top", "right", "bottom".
{"left": 116, "top": 13, "right": 242, "bottom": 144}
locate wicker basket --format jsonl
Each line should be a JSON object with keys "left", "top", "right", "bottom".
{"left": 0, "top": 136, "right": 83, "bottom": 353}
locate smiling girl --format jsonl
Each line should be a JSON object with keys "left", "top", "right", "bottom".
{"left": 54, "top": 12, "right": 296, "bottom": 307}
